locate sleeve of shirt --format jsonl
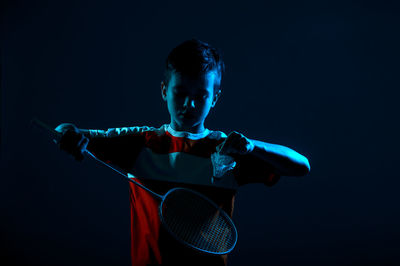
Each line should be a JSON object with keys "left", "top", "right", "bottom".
{"left": 232, "top": 154, "right": 281, "bottom": 187}
{"left": 82, "top": 127, "right": 148, "bottom": 172}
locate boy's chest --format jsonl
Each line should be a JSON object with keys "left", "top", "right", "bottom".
{"left": 131, "top": 146, "right": 238, "bottom": 189}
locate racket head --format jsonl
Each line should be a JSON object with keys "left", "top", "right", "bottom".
{"left": 159, "top": 187, "right": 238, "bottom": 255}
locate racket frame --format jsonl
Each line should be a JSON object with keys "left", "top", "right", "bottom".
{"left": 159, "top": 187, "right": 238, "bottom": 255}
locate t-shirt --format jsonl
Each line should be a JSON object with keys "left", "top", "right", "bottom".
{"left": 84, "top": 124, "right": 280, "bottom": 266}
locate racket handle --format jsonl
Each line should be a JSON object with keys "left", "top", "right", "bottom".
{"left": 31, "top": 117, "right": 62, "bottom": 144}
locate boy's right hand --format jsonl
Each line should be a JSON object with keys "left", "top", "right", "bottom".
{"left": 55, "top": 123, "right": 89, "bottom": 161}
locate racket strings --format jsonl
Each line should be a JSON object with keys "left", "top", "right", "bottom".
{"left": 161, "top": 189, "right": 236, "bottom": 254}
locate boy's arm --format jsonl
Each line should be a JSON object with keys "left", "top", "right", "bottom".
{"left": 54, "top": 123, "right": 107, "bottom": 160}
{"left": 249, "top": 139, "right": 310, "bottom": 176}
{"left": 54, "top": 123, "right": 144, "bottom": 171}
{"left": 219, "top": 131, "right": 310, "bottom": 177}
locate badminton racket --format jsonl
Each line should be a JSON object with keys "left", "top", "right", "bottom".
{"left": 31, "top": 118, "right": 238, "bottom": 255}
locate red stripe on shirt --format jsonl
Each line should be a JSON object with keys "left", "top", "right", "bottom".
{"left": 142, "top": 130, "right": 224, "bottom": 158}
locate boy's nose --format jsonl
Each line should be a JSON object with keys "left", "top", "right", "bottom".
{"left": 183, "top": 97, "right": 195, "bottom": 108}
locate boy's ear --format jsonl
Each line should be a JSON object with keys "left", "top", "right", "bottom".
{"left": 211, "top": 89, "right": 222, "bottom": 108}
{"left": 161, "top": 81, "right": 167, "bottom": 101}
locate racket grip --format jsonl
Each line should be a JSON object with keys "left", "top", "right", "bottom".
{"left": 30, "top": 117, "right": 62, "bottom": 144}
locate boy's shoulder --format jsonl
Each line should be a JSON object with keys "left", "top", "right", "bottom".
{"left": 85, "top": 125, "right": 158, "bottom": 138}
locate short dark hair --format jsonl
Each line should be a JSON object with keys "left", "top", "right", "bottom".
{"left": 163, "top": 39, "right": 225, "bottom": 93}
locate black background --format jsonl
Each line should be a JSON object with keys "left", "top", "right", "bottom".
{"left": 1, "top": 0, "right": 400, "bottom": 265}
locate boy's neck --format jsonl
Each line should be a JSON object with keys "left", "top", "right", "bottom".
{"left": 169, "top": 121, "right": 205, "bottom": 134}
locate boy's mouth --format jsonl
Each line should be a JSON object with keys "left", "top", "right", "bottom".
{"left": 180, "top": 112, "right": 195, "bottom": 119}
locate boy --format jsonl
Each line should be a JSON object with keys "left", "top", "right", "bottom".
{"left": 56, "top": 39, "right": 310, "bottom": 265}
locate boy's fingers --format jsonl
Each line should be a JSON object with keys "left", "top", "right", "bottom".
{"left": 217, "top": 133, "right": 234, "bottom": 154}
{"left": 218, "top": 131, "right": 254, "bottom": 155}
{"left": 217, "top": 139, "right": 230, "bottom": 154}
{"left": 81, "top": 137, "right": 89, "bottom": 151}
{"left": 73, "top": 135, "right": 88, "bottom": 161}
{"left": 58, "top": 129, "right": 88, "bottom": 161}
{"left": 77, "top": 135, "right": 89, "bottom": 149}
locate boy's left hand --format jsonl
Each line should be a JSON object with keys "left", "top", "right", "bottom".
{"left": 217, "top": 131, "right": 255, "bottom": 156}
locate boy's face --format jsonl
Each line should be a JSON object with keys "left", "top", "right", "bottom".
{"left": 161, "top": 70, "right": 221, "bottom": 133}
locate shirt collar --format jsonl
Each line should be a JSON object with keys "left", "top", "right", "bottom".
{"left": 166, "top": 124, "right": 210, "bottom": 140}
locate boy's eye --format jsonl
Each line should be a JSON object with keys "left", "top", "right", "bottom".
{"left": 174, "top": 92, "right": 185, "bottom": 98}
{"left": 173, "top": 91, "right": 208, "bottom": 101}
{"left": 197, "top": 95, "right": 207, "bottom": 100}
